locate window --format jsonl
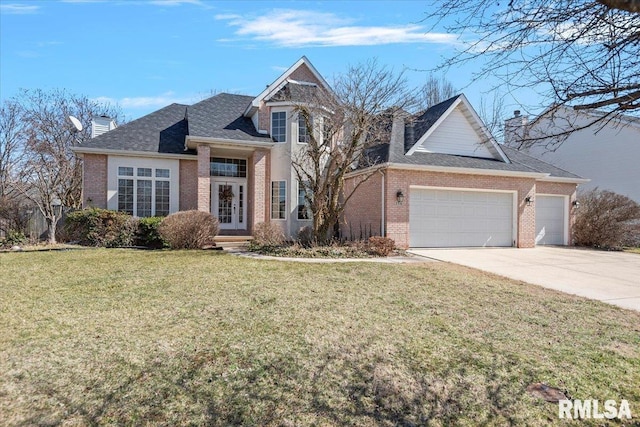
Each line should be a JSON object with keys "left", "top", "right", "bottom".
{"left": 271, "top": 181, "right": 286, "bottom": 220}
{"left": 298, "top": 113, "right": 312, "bottom": 144}
{"left": 271, "top": 111, "right": 286, "bottom": 142}
{"left": 210, "top": 158, "right": 246, "bottom": 177}
{"left": 297, "top": 181, "right": 312, "bottom": 220}
{"left": 117, "top": 166, "right": 170, "bottom": 217}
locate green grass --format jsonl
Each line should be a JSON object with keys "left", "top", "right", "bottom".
{"left": 1, "top": 249, "right": 638, "bottom": 426}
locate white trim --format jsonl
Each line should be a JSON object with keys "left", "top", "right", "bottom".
{"left": 387, "top": 162, "right": 548, "bottom": 179}
{"left": 271, "top": 110, "right": 287, "bottom": 143}
{"left": 405, "top": 94, "right": 510, "bottom": 163}
{"left": 296, "top": 180, "right": 312, "bottom": 221}
{"left": 535, "top": 194, "right": 569, "bottom": 245}
{"left": 537, "top": 176, "right": 590, "bottom": 184}
{"left": 73, "top": 146, "right": 196, "bottom": 160}
{"left": 244, "top": 56, "right": 332, "bottom": 117}
{"left": 185, "top": 135, "right": 275, "bottom": 151}
{"left": 271, "top": 179, "right": 287, "bottom": 220}
{"left": 408, "top": 185, "right": 518, "bottom": 248}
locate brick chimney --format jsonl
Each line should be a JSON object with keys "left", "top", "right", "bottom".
{"left": 503, "top": 109, "right": 528, "bottom": 147}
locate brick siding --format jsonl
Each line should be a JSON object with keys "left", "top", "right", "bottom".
{"left": 342, "top": 171, "right": 384, "bottom": 240}
{"left": 82, "top": 154, "right": 107, "bottom": 208}
{"left": 197, "top": 145, "right": 211, "bottom": 212}
{"left": 179, "top": 159, "right": 198, "bottom": 211}
{"left": 249, "top": 149, "right": 270, "bottom": 232}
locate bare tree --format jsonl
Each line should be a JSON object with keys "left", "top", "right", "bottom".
{"left": 0, "top": 99, "right": 25, "bottom": 199}
{"left": 291, "top": 60, "right": 416, "bottom": 243}
{"left": 418, "top": 75, "right": 456, "bottom": 110}
{"left": 12, "top": 89, "right": 121, "bottom": 243}
{"left": 424, "top": 1, "right": 640, "bottom": 146}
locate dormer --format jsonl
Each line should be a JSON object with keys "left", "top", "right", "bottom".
{"left": 405, "top": 94, "right": 509, "bottom": 163}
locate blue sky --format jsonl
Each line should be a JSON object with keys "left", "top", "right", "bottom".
{"left": 0, "top": 0, "right": 533, "bottom": 122}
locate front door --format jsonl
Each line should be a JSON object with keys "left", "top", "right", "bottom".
{"left": 212, "top": 180, "right": 246, "bottom": 230}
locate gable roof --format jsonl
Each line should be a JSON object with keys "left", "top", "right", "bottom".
{"left": 405, "top": 94, "right": 509, "bottom": 163}
{"left": 244, "top": 56, "right": 331, "bottom": 116}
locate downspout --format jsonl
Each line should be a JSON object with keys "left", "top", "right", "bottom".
{"left": 378, "top": 169, "right": 385, "bottom": 236}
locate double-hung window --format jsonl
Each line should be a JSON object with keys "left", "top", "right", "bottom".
{"left": 297, "top": 181, "right": 312, "bottom": 220}
{"left": 117, "top": 166, "right": 170, "bottom": 217}
{"left": 271, "top": 181, "right": 286, "bottom": 220}
{"left": 271, "top": 111, "right": 286, "bottom": 142}
{"left": 298, "top": 113, "right": 312, "bottom": 144}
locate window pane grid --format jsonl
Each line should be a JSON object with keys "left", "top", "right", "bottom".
{"left": 155, "top": 181, "right": 170, "bottom": 217}
{"left": 118, "top": 179, "right": 134, "bottom": 215}
{"left": 210, "top": 158, "right": 247, "bottom": 177}
{"left": 298, "top": 181, "right": 311, "bottom": 220}
{"left": 298, "top": 114, "right": 312, "bottom": 144}
{"left": 271, "top": 181, "right": 286, "bottom": 219}
{"left": 137, "top": 180, "right": 152, "bottom": 217}
{"left": 271, "top": 111, "right": 286, "bottom": 142}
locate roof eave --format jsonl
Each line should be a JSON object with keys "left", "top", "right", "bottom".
{"left": 185, "top": 135, "right": 275, "bottom": 151}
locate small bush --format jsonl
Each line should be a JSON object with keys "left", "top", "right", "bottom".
{"left": 573, "top": 189, "right": 640, "bottom": 249}
{"left": 159, "top": 210, "right": 219, "bottom": 249}
{"left": 64, "top": 208, "right": 138, "bottom": 247}
{"left": 296, "top": 226, "right": 315, "bottom": 248}
{"left": 0, "top": 230, "right": 26, "bottom": 248}
{"left": 251, "top": 222, "right": 285, "bottom": 248}
{"left": 136, "top": 216, "right": 166, "bottom": 249}
{"left": 366, "top": 236, "right": 395, "bottom": 257}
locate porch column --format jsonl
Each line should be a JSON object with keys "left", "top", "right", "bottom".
{"left": 197, "top": 145, "right": 210, "bottom": 212}
{"left": 251, "top": 149, "right": 270, "bottom": 227}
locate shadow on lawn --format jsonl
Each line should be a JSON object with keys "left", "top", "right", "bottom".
{"left": 19, "top": 342, "right": 544, "bottom": 426}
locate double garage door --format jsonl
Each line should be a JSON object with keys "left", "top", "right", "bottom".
{"left": 409, "top": 188, "right": 567, "bottom": 247}
{"left": 409, "top": 188, "right": 514, "bottom": 247}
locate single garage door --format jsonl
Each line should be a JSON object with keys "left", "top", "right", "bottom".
{"left": 535, "top": 195, "right": 566, "bottom": 245}
{"left": 409, "top": 188, "right": 514, "bottom": 247}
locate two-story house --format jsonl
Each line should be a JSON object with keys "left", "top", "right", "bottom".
{"left": 73, "top": 57, "right": 587, "bottom": 248}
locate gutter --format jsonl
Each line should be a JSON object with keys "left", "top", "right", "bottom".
{"left": 71, "top": 146, "right": 196, "bottom": 160}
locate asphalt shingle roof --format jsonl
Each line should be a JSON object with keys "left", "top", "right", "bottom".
{"left": 361, "top": 94, "right": 584, "bottom": 179}
{"left": 82, "top": 103, "right": 189, "bottom": 154}
{"left": 82, "top": 93, "right": 271, "bottom": 155}
{"left": 187, "top": 93, "right": 272, "bottom": 143}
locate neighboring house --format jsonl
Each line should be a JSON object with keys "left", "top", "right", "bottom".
{"left": 73, "top": 57, "right": 587, "bottom": 248}
{"left": 504, "top": 106, "right": 640, "bottom": 203}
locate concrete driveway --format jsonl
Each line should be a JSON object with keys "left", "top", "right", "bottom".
{"left": 408, "top": 247, "right": 640, "bottom": 311}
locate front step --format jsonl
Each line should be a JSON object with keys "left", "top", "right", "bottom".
{"left": 214, "top": 235, "right": 252, "bottom": 250}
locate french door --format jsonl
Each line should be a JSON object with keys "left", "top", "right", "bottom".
{"left": 211, "top": 180, "right": 246, "bottom": 230}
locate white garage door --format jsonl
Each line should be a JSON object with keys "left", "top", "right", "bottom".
{"left": 535, "top": 195, "right": 566, "bottom": 245}
{"left": 409, "top": 188, "right": 514, "bottom": 247}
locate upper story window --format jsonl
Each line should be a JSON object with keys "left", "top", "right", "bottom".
{"left": 271, "top": 111, "right": 286, "bottom": 143}
{"left": 298, "top": 114, "right": 312, "bottom": 144}
{"left": 210, "top": 158, "right": 247, "bottom": 177}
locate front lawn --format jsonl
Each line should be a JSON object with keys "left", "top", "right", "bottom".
{"left": 1, "top": 250, "right": 638, "bottom": 425}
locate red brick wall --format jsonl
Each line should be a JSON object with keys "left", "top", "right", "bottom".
{"left": 82, "top": 154, "right": 107, "bottom": 208}
{"left": 385, "top": 170, "right": 538, "bottom": 248}
{"left": 197, "top": 145, "right": 211, "bottom": 212}
{"left": 342, "top": 171, "right": 384, "bottom": 239}
{"left": 179, "top": 159, "right": 198, "bottom": 211}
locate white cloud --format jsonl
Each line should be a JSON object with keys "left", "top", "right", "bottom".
{"left": 215, "top": 9, "right": 458, "bottom": 47}
{"left": 0, "top": 3, "right": 40, "bottom": 14}
{"left": 94, "top": 91, "right": 190, "bottom": 109}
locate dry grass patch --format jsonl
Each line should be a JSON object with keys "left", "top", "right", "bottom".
{"left": 0, "top": 250, "right": 638, "bottom": 425}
